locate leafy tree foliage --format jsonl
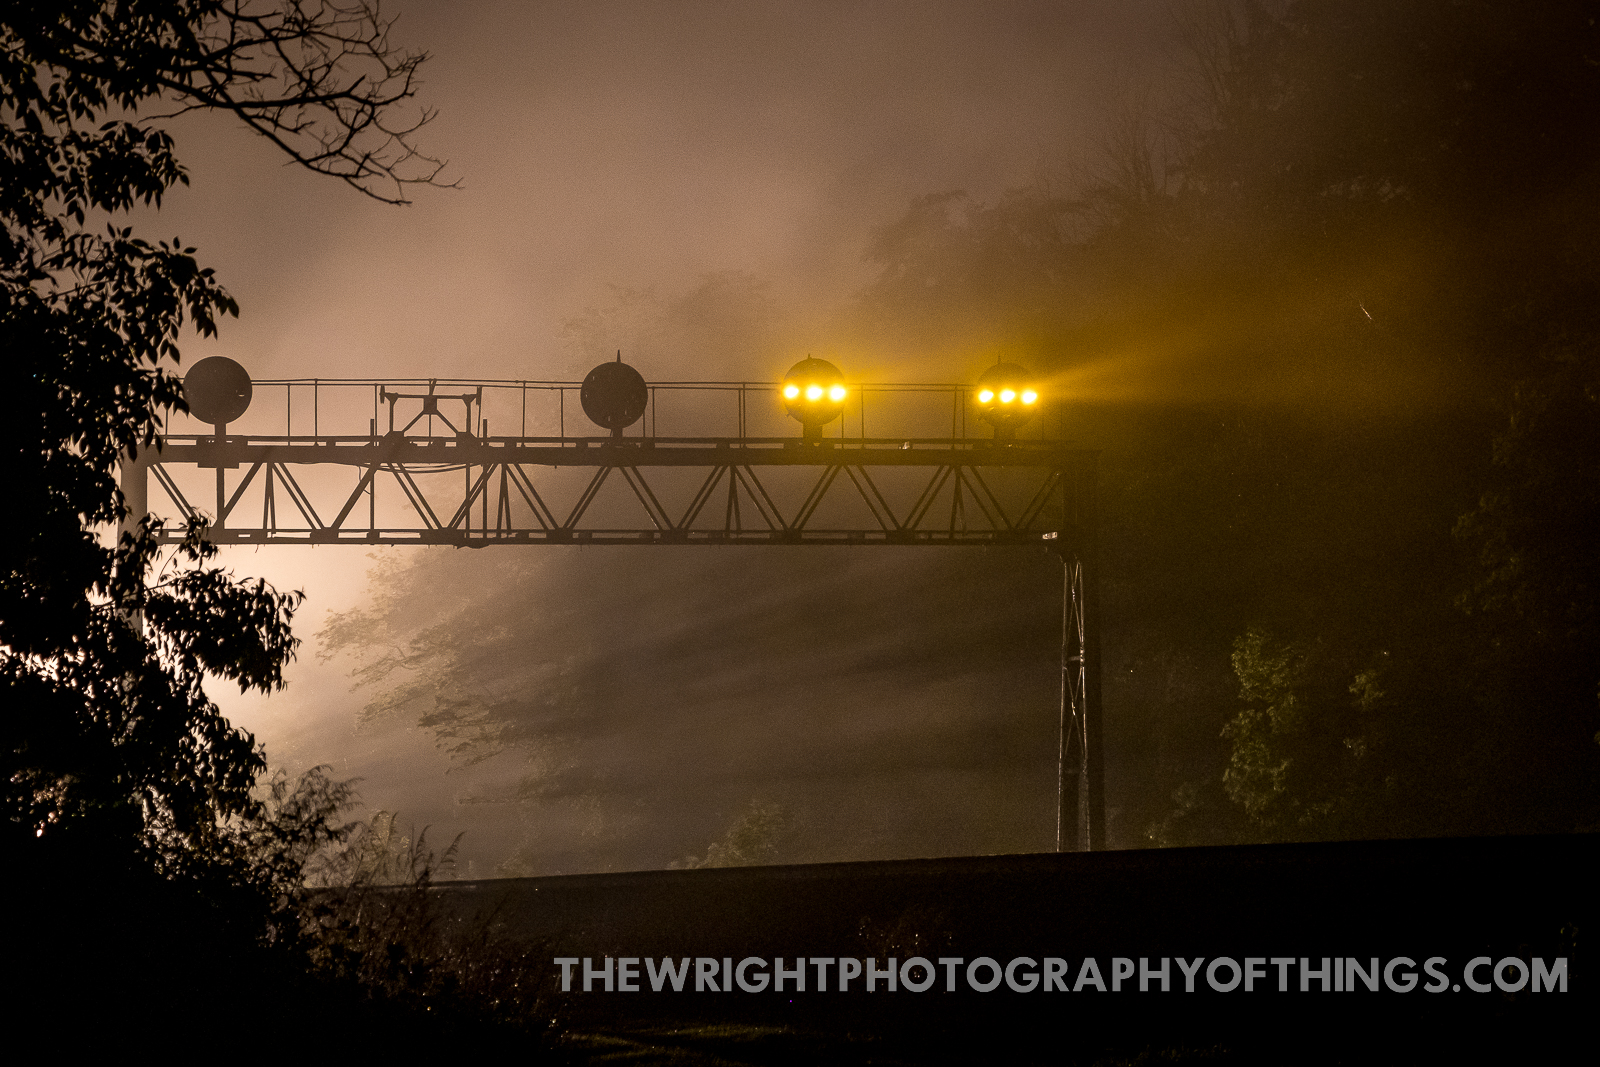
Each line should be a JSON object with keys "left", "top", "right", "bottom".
{"left": 843, "top": 0, "right": 1600, "bottom": 843}
{"left": 669, "top": 799, "right": 790, "bottom": 869}
{"left": 1178, "top": 0, "right": 1600, "bottom": 839}
{"left": 2, "top": 2, "right": 452, "bottom": 1026}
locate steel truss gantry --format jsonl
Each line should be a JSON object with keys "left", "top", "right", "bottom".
{"left": 123, "top": 377, "right": 1104, "bottom": 851}
{"left": 132, "top": 434, "right": 1083, "bottom": 547}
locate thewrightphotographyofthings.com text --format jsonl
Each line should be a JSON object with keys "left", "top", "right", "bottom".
{"left": 555, "top": 955, "right": 1567, "bottom": 995}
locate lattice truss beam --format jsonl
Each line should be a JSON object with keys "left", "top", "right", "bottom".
{"left": 133, "top": 437, "right": 1092, "bottom": 547}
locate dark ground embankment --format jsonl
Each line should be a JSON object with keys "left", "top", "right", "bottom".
{"left": 425, "top": 834, "right": 1592, "bottom": 1062}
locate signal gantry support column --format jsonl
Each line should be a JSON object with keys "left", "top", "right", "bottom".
{"left": 119, "top": 448, "right": 148, "bottom": 544}
{"left": 1053, "top": 455, "right": 1105, "bottom": 853}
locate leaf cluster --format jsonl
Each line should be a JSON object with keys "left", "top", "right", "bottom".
{"left": 846, "top": 1, "right": 1600, "bottom": 845}
{"left": 669, "top": 798, "right": 790, "bottom": 870}
{"left": 292, "top": 804, "right": 556, "bottom": 1044}
{"left": 1, "top": 0, "right": 443, "bottom": 905}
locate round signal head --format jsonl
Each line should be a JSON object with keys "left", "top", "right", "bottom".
{"left": 183, "top": 356, "right": 253, "bottom": 425}
{"left": 781, "top": 357, "right": 847, "bottom": 435}
{"left": 975, "top": 362, "right": 1039, "bottom": 435}
{"left": 581, "top": 359, "right": 649, "bottom": 431}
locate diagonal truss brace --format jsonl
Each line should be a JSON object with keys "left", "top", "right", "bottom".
{"left": 136, "top": 439, "right": 1088, "bottom": 547}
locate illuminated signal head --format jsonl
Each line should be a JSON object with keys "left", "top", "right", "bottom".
{"left": 781, "top": 357, "right": 847, "bottom": 439}
{"left": 975, "top": 362, "right": 1040, "bottom": 438}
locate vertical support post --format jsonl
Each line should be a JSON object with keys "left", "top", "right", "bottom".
{"left": 119, "top": 447, "right": 149, "bottom": 543}
{"left": 118, "top": 447, "right": 149, "bottom": 633}
{"left": 368, "top": 420, "right": 377, "bottom": 532}
{"left": 1056, "top": 557, "right": 1079, "bottom": 850}
{"left": 213, "top": 421, "right": 227, "bottom": 532}
{"left": 1082, "top": 457, "right": 1106, "bottom": 850}
{"left": 1054, "top": 454, "right": 1104, "bottom": 851}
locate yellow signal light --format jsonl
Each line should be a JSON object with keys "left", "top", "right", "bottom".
{"left": 974, "top": 362, "right": 1039, "bottom": 439}
{"left": 781, "top": 357, "right": 847, "bottom": 439}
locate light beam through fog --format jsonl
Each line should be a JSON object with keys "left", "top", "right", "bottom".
{"left": 159, "top": 1, "right": 1534, "bottom": 875}
{"left": 157, "top": 0, "right": 1168, "bottom": 875}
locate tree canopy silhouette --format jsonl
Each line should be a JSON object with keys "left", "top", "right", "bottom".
{"left": 841, "top": 0, "right": 1600, "bottom": 843}
{"left": 2, "top": 2, "right": 451, "bottom": 1018}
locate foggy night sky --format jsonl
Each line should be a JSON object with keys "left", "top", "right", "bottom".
{"left": 149, "top": 0, "right": 1180, "bottom": 876}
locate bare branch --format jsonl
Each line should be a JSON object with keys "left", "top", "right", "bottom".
{"left": 28, "top": 0, "right": 458, "bottom": 204}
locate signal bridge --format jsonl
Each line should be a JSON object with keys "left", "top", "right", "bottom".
{"left": 128, "top": 369, "right": 1092, "bottom": 550}
{"left": 125, "top": 357, "right": 1103, "bottom": 851}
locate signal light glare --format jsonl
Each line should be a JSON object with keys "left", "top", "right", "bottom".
{"left": 781, "top": 357, "right": 847, "bottom": 438}
{"left": 974, "top": 361, "right": 1039, "bottom": 438}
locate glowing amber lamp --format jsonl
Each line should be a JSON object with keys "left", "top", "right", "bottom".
{"left": 781, "top": 358, "right": 847, "bottom": 439}
{"left": 975, "top": 362, "right": 1040, "bottom": 439}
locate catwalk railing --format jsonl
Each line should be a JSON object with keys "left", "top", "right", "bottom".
{"left": 128, "top": 377, "right": 1093, "bottom": 548}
